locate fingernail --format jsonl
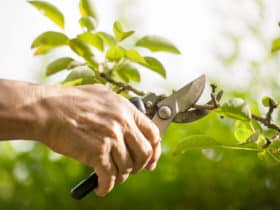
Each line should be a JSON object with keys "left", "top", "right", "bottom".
{"left": 146, "top": 162, "right": 157, "bottom": 171}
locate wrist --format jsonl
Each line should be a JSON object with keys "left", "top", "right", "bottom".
{"left": 0, "top": 80, "right": 50, "bottom": 141}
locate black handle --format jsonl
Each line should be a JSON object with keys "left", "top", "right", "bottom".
{"left": 70, "top": 97, "right": 146, "bottom": 200}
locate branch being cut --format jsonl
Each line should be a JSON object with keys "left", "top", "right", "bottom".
{"left": 191, "top": 85, "right": 280, "bottom": 137}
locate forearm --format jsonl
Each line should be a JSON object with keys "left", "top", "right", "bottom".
{"left": 0, "top": 79, "right": 46, "bottom": 141}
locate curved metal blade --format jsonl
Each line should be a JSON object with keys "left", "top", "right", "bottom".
{"left": 157, "top": 74, "right": 206, "bottom": 112}
{"left": 173, "top": 90, "right": 223, "bottom": 123}
{"left": 152, "top": 74, "right": 206, "bottom": 137}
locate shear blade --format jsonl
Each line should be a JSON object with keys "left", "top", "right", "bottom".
{"left": 152, "top": 74, "right": 206, "bottom": 137}
{"left": 157, "top": 74, "right": 206, "bottom": 112}
{"left": 173, "top": 90, "right": 223, "bottom": 123}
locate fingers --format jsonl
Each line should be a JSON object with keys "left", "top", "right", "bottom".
{"left": 146, "top": 142, "right": 161, "bottom": 170}
{"left": 124, "top": 124, "right": 153, "bottom": 173}
{"left": 111, "top": 137, "right": 133, "bottom": 185}
{"left": 94, "top": 154, "right": 117, "bottom": 197}
{"left": 133, "top": 111, "right": 161, "bottom": 170}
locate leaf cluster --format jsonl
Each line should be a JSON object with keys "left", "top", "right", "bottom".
{"left": 29, "top": 0, "right": 180, "bottom": 95}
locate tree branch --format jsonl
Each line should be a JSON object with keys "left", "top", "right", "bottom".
{"left": 100, "top": 73, "right": 145, "bottom": 96}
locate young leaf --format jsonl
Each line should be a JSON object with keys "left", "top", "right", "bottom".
{"left": 85, "top": 56, "right": 98, "bottom": 70}
{"left": 79, "top": 16, "right": 97, "bottom": 31}
{"left": 261, "top": 96, "right": 277, "bottom": 107}
{"left": 262, "top": 96, "right": 271, "bottom": 107}
{"left": 62, "top": 78, "right": 84, "bottom": 86}
{"left": 136, "top": 35, "right": 181, "bottom": 54}
{"left": 77, "top": 32, "right": 104, "bottom": 51}
{"left": 28, "top": 0, "right": 65, "bottom": 29}
{"left": 142, "top": 56, "right": 166, "bottom": 78}
{"left": 46, "top": 57, "right": 74, "bottom": 76}
{"left": 246, "top": 131, "right": 260, "bottom": 144}
{"left": 267, "top": 140, "right": 280, "bottom": 163}
{"left": 34, "top": 46, "right": 53, "bottom": 55}
{"left": 272, "top": 38, "right": 280, "bottom": 53}
{"left": 234, "top": 121, "right": 254, "bottom": 143}
{"left": 79, "top": 0, "right": 98, "bottom": 22}
{"left": 115, "top": 63, "right": 140, "bottom": 83}
{"left": 216, "top": 98, "right": 252, "bottom": 121}
{"left": 125, "top": 49, "right": 146, "bottom": 65}
{"left": 96, "top": 32, "right": 116, "bottom": 47}
{"left": 106, "top": 46, "right": 126, "bottom": 61}
{"left": 256, "top": 134, "right": 267, "bottom": 148}
{"left": 31, "top": 31, "right": 69, "bottom": 55}
{"left": 113, "top": 21, "right": 135, "bottom": 42}
{"left": 32, "top": 31, "right": 69, "bottom": 48}
{"left": 68, "top": 38, "right": 93, "bottom": 58}
{"left": 173, "top": 135, "right": 257, "bottom": 156}
{"left": 63, "top": 68, "right": 97, "bottom": 85}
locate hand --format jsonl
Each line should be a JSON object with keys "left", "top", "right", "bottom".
{"left": 39, "top": 84, "right": 161, "bottom": 196}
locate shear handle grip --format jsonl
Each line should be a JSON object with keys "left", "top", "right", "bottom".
{"left": 70, "top": 97, "right": 146, "bottom": 200}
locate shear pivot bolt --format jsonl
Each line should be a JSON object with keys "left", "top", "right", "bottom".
{"left": 158, "top": 106, "right": 172, "bottom": 120}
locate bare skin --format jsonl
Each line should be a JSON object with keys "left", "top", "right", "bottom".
{"left": 0, "top": 79, "right": 161, "bottom": 197}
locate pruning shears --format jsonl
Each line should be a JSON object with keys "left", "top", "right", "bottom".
{"left": 71, "top": 74, "right": 222, "bottom": 200}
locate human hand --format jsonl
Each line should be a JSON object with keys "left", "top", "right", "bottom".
{"left": 38, "top": 84, "right": 161, "bottom": 196}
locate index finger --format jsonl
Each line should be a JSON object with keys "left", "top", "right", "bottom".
{"left": 134, "top": 111, "right": 161, "bottom": 146}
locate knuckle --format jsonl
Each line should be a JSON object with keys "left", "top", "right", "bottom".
{"left": 103, "top": 120, "right": 122, "bottom": 139}
{"left": 143, "top": 145, "right": 153, "bottom": 159}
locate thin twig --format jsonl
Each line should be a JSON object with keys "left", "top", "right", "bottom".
{"left": 252, "top": 114, "right": 280, "bottom": 132}
{"left": 251, "top": 98, "right": 280, "bottom": 133}
{"left": 100, "top": 73, "right": 145, "bottom": 96}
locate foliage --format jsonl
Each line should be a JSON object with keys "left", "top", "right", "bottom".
{"left": 28, "top": 0, "right": 176, "bottom": 94}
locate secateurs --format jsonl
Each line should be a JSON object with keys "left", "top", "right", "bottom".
{"left": 71, "top": 74, "right": 223, "bottom": 200}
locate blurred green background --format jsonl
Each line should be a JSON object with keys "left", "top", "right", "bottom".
{"left": 1, "top": 0, "right": 280, "bottom": 209}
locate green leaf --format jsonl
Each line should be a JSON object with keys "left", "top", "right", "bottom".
{"left": 106, "top": 46, "right": 126, "bottom": 61}
{"left": 136, "top": 35, "right": 180, "bottom": 54}
{"left": 28, "top": 0, "right": 65, "bottom": 29}
{"left": 262, "top": 96, "right": 271, "bottom": 107}
{"left": 173, "top": 135, "right": 258, "bottom": 155}
{"left": 216, "top": 98, "right": 252, "bottom": 121}
{"left": 84, "top": 56, "right": 98, "bottom": 70}
{"left": 113, "top": 21, "right": 135, "bottom": 42}
{"left": 125, "top": 49, "right": 146, "bottom": 65}
{"left": 31, "top": 31, "right": 69, "bottom": 55}
{"left": 33, "top": 46, "right": 53, "bottom": 55}
{"left": 256, "top": 134, "right": 267, "bottom": 148}
{"left": 261, "top": 96, "right": 277, "bottom": 107}
{"left": 267, "top": 140, "right": 280, "bottom": 163}
{"left": 246, "top": 131, "right": 260, "bottom": 144}
{"left": 79, "top": 0, "right": 98, "bottom": 22}
{"left": 234, "top": 121, "right": 254, "bottom": 143}
{"left": 46, "top": 57, "right": 74, "bottom": 76}
{"left": 77, "top": 32, "right": 104, "bottom": 51}
{"left": 63, "top": 68, "right": 97, "bottom": 85}
{"left": 31, "top": 31, "right": 69, "bottom": 48}
{"left": 272, "top": 38, "right": 280, "bottom": 52}
{"left": 115, "top": 63, "right": 140, "bottom": 83}
{"left": 96, "top": 32, "right": 116, "bottom": 47}
{"left": 68, "top": 38, "right": 93, "bottom": 58}
{"left": 79, "top": 16, "right": 97, "bottom": 31}
{"left": 142, "top": 56, "right": 166, "bottom": 78}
